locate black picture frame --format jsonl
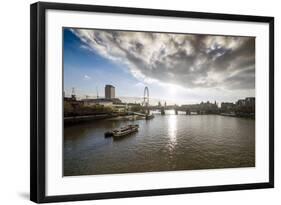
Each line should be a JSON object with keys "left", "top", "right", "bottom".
{"left": 30, "top": 2, "right": 274, "bottom": 203}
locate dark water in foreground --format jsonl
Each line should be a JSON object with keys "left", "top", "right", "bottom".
{"left": 64, "top": 113, "right": 255, "bottom": 176}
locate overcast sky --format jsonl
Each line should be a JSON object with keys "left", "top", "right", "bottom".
{"left": 64, "top": 28, "right": 255, "bottom": 105}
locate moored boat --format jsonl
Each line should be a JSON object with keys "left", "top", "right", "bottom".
{"left": 221, "top": 112, "right": 236, "bottom": 117}
{"left": 145, "top": 113, "right": 154, "bottom": 120}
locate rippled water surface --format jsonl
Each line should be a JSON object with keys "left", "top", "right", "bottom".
{"left": 64, "top": 113, "right": 255, "bottom": 176}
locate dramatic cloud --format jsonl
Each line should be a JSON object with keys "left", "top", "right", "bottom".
{"left": 71, "top": 28, "right": 255, "bottom": 91}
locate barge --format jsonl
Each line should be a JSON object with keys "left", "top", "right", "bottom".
{"left": 104, "top": 124, "right": 139, "bottom": 138}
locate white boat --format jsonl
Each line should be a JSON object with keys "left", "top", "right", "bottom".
{"left": 112, "top": 124, "right": 139, "bottom": 137}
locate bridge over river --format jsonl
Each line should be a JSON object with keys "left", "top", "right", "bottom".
{"left": 137, "top": 86, "right": 219, "bottom": 116}
{"left": 148, "top": 106, "right": 219, "bottom": 115}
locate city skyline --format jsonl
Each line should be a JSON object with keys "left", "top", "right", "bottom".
{"left": 64, "top": 83, "right": 254, "bottom": 108}
{"left": 64, "top": 28, "right": 255, "bottom": 105}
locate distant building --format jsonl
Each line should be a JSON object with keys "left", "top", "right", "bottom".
{"left": 105, "top": 85, "right": 115, "bottom": 99}
{"left": 182, "top": 101, "right": 218, "bottom": 111}
{"left": 64, "top": 96, "right": 76, "bottom": 102}
{"left": 236, "top": 99, "right": 246, "bottom": 107}
{"left": 64, "top": 92, "right": 77, "bottom": 102}
{"left": 81, "top": 98, "right": 127, "bottom": 113}
{"left": 63, "top": 91, "right": 83, "bottom": 108}
{"left": 64, "top": 88, "right": 79, "bottom": 103}
{"left": 236, "top": 97, "right": 255, "bottom": 114}
{"left": 82, "top": 98, "right": 113, "bottom": 107}
{"left": 236, "top": 98, "right": 255, "bottom": 107}
{"left": 200, "top": 101, "right": 218, "bottom": 110}
{"left": 245, "top": 97, "right": 255, "bottom": 107}
{"left": 81, "top": 98, "right": 122, "bottom": 106}
{"left": 158, "top": 101, "right": 161, "bottom": 107}
{"left": 221, "top": 102, "right": 235, "bottom": 111}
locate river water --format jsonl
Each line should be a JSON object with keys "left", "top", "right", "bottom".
{"left": 64, "top": 111, "right": 255, "bottom": 176}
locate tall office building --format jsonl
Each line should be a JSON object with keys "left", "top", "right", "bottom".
{"left": 105, "top": 85, "right": 115, "bottom": 99}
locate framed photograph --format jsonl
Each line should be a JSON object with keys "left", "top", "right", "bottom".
{"left": 30, "top": 2, "right": 274, "bottom": 203}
